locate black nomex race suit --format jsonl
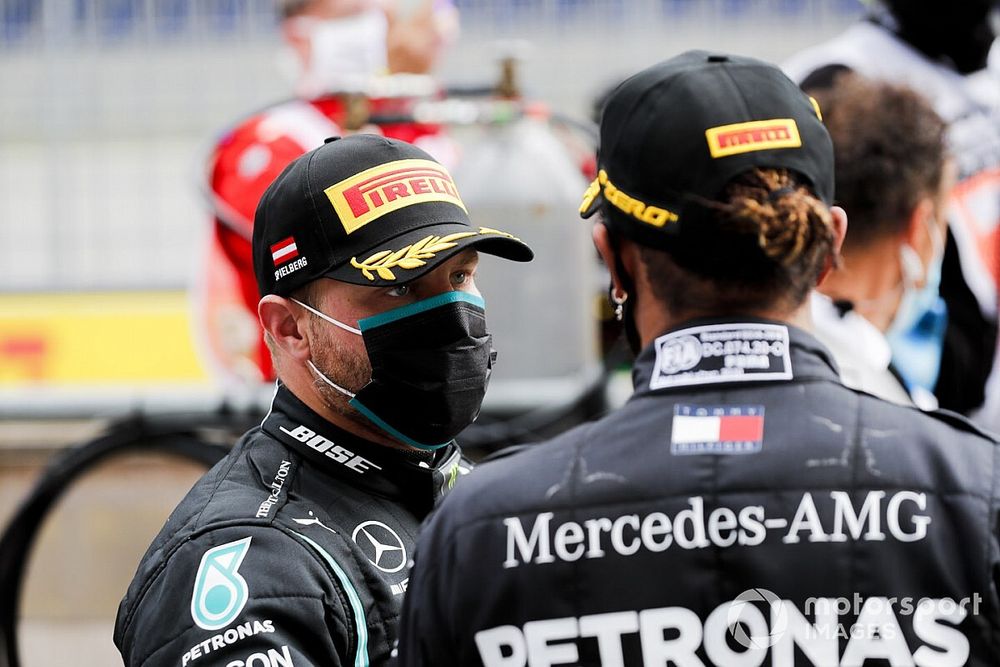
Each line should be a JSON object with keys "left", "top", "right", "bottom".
{"left": 114, "top": 384, "right": 468, "bottom": 667}
{"left": 399, "top": 318, "right": 1000, "bottom": 667}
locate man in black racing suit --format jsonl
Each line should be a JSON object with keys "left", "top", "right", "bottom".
{"left": 398, "top": 52, "right": 1000, "bottom": 666}
{"left": 114, "top": 135, "right": 533, "bottom": 666}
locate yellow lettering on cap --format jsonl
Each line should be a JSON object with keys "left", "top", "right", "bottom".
{"left": 577, "top": 169, "right": 678, "bottom": 228}
{"left": 809, "top": 96, "right": 823, "bottom": 121}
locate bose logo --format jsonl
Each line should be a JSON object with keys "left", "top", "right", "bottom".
{"left": 279, "top": 425, "right": 381, "bottom": 474}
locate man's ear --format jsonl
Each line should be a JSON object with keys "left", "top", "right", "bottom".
{"left": 259, "top": 296, "right": 311, "bottom": 363}
{"left": 902, "top": 197, "right": 938, "bottom": 263}
{"left": 593, "top": 223, "right": 639, "bottom": 298}
{"left": 816, "top": 205, "right": 848, "bottom": 287}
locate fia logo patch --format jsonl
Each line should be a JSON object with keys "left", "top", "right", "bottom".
{"left": 650, "top": 323, "right": 792, "bottom": 390}
{"left": 190, "top": 537, "right": 252, "bottom": 630}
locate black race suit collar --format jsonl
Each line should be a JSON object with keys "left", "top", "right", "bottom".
{"left": 631, "top": 316, "right": 841, "bottom": 398}
{"left": 261, "top": 383, "right": 464, "bottom": 516}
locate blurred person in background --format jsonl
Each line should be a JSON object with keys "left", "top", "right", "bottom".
{"left": 784, "top": 0, "right": 1000, "bottom": 420}
{"left": 397, "top": 51, "right": 1000, "bottom": 666}
{"left": 201, "top": 0, "right": 459, "bottom": 384}
{"left": 115, "top": 135, "right": 532, "bottom": 666}
{"left": 810, "top": 73, "right": 953, "bottom": 409}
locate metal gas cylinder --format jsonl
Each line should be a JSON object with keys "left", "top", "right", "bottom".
{"left": 451, "top": 116, "right": 601, "bottom": 412}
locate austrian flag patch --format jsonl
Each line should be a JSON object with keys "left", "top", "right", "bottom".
{"left": 271, "top": 237, "right": 299, "bottom": 266}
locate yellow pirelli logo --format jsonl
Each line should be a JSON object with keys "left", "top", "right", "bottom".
{"left": 324, "top": 158, "right": 467, "bottom": 235}
{"left": 705, "top": 119, "right": 802, "bottom": 159}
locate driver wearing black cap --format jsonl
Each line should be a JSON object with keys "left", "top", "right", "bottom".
{"left": 114, "top": 134, "right": 532, "bottom": 667}
{"left": 397, "top": 52, "right": 1000, "bottom": 666}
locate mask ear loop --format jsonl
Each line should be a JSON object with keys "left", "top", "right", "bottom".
{"left": 290, "top": 298, "right": 362, "bottom": 335}
{"left": 900, "top": 211, "right": 946, "bottom": 290}
{"left": 306, "top": 360, "right": 358, "bottom": 399}
{"left": 290, "top": 298, "right": 364, "bottom": 398}
{"left": 899, "top": 244, "right": 925, "bottom": 288}
{"left": 922, "top": 214, "right": 945, "bottom": 260}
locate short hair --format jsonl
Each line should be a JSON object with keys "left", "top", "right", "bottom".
{"left": 811, "top": 73, "right": 947, "bottom": 249}
{"left": 276, "top": 0, "right": 315, "bottom": 19}
{"left": 635, "top": 167, "right": 836, "bottom": 315}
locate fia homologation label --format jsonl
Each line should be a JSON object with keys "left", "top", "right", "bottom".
{"left": 650, "top": 323, "right": 792, "bottom": 390}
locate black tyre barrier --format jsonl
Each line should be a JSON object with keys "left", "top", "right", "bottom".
{"left": 0, "top": 411, "right": 253, "bottom": 667}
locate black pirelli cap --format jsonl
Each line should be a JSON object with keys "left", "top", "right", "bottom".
{"left": 579, "top": 50, "right": 834, "bottom": 249}
{"left": 253, "top": 134, "right": 533, "bottom": 297}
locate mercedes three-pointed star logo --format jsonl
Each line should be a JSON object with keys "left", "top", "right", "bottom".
{"left": 351, "top": 521, "right": 407, "bottom": 573}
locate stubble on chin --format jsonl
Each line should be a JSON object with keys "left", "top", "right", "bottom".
{"left": 310, "top": 334, "right": 372, "bottom": 425}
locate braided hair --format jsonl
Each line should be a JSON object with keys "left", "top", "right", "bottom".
{"left": 639, "top": 168, "right": 837, "bottom": 315}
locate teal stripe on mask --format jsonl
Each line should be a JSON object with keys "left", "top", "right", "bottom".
{"left": 357, "top": 291, "right": 485, "bottom": 331}
{"left": 349, "top": 398, "right": 453, "bottom": 451}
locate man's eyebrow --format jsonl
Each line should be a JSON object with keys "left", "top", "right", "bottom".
{"left": 453, "top": 249, "right": 480, "bottom": 263}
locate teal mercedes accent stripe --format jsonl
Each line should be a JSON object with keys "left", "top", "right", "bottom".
{"left": 292, "top": 531, "right": 369, "bottom": 667}
{"left": 357, "top": 291, "right": 485, "bottom": 331}
{"left": 349, "top": 398, "right": 452, "bottom": 451}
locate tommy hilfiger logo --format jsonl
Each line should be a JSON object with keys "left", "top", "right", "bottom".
{"left": 324, "top": 159, "right": 467, "bottom": 235}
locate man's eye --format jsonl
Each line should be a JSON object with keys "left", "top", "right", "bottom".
{"left": 451, "top": 271, "right": 469, "bottom": 286}
{"left": 387, "top": 285, "right": 411, "bottom": 297}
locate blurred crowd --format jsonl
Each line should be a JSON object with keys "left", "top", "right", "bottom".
{"left": 203, "top": 0, "right": 1000, "bottom": 427}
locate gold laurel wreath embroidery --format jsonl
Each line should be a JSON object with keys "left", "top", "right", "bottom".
{"left": 477, "top": 226, "right": 521, "bottom": 242}
{"left": 350, "top": 227, "right": 522, "bottom": 281}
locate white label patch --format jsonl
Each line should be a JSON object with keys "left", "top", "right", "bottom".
{"left": 651, "top": 324, "right": 792, "bottom": 390}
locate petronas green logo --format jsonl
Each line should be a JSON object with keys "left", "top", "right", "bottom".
{"left": 190, "top": 537, "right": 252, "bottom": 630}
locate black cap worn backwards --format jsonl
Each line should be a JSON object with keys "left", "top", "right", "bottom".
{"left": 580, "top": 50, "right": 835, "bottom": 251}
{"left": 253, "top": 134, "right": 533, "bottom": 297}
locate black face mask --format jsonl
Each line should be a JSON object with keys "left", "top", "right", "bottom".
{"left": 883, "top": 0, "right": 1000, "bottom": 74}
{"left": 300, "top": 291, "right": 495, "bottom": 450}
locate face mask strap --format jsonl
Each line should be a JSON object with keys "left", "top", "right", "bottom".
{"left": 291, "top": 298, "right": 362, "bottom": 335}
{"left": 899, "top": 214, "right": 945, "bottom": 289}
{"left": 349, "top": 398, "right": 453, "bottom": 451}
{"left": 922, "top": 214, "right": 945, "bottom": 259}
{"left": 899, "top": 244, "right": 925, "bottom": 288}
{"left": 306, "top": 360, "right": 357, "bottom": 399}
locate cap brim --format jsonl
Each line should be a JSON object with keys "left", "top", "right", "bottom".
{"left": 325, "top": 222, "right": 534, "bottom": 286}
{"left": 579, "top": 192, "right": 603, "bottom": 220}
